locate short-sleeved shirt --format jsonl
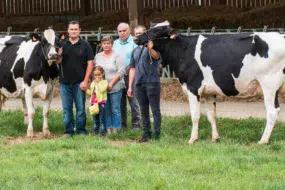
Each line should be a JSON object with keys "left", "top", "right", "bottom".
{"left": 113, "top": 35, "right": 137, "bottom": 68}
{"left": 129, "top": 46, "right": 160, "bottom": 85}
{"left": 59, "top": 38, "right": 94, "bottom": 84}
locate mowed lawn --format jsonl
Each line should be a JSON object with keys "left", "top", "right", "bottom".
{"left": 1, "top": 109, "right": 285, "bottom": 189}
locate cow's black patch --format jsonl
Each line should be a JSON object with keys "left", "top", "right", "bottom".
{"left": 200, "top": 34, "right": 255, "bottom": 96}
{"left": 154, "top": 35, "right": 203, "bottom": 101}
{"left": 0, "top": 36, "right": 24, "bottom": 93}
{"left": 24, "top": 43, "right": 44, "bottom": 86}
{"left": 275, "top": 90, "right": 279, "bottom": 109}
{"left": 13, "top": 58, "right": 25, "bottom": 79}
{"left": 250, "top": 35, "right": 269, "bottom": 58}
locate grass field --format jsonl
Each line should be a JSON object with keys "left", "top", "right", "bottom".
{"left": 1, "top": 108, "right": 285, "bottom": 189}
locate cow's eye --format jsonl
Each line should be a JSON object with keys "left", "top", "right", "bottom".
{"left": 41, "top": 38, "right": 47, "bottom": 45}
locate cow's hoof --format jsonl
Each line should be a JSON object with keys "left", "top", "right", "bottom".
{"left": 27, "top": 130, "right": 34, "bottom": 138}
{"left": 43, "top": 129, "right": 51, "bottom": 137}
{"left": 212, "top": 137, "right": 220, "bottom": 143}
{"left": 258, "top": 140, "right": 269, "bottom": 145}
{"left": 188, "top": 138, "right": 198, "bottom": 144}
{"left": 212, "top": 136, "right": 220, "bottom": 143}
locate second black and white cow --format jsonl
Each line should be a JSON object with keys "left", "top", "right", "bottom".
{"left": 134, "top": 21, "right": 285, "bottom": 144}
{"left": 0, "top": 28, "right": 60, "bottom": 137}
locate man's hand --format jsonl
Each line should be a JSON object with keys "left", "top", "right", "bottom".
{"left": 127, "top": 88, "right": 133, "bottom": 97}
{"left": 80, "top": 81, "right": 88, "bottom": 91}
{"left": 147, "top": 40, "right": 154, "bottom": 50}
{"left": 58, "top": 48, "right": 63, "bottom": 56}
{"left": 125, "top": 66, "right": 131, "bottom": 73}
{"left": 55, "top": 48, "right": 63, "bottom": 65}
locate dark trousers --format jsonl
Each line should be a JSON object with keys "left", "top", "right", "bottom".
{"left": 93, "top": 104, "right": 106, "bottom": 135}
{"left": 135, "top": 82, "right": 161, "bottom": 138}
{"left": 121, "top": 76, "right": 141, "bottom": 129}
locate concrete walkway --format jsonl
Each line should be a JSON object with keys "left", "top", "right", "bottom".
{"left": 3, "top": 98, "right": 285, "bottom": 122}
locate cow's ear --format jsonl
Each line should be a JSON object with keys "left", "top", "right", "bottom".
{"left": 169, "top": 29, "right": 179, "bottom": 40}
{"left": 30, "top": 33, "right": 41, "bottom": 42}
{"left": 59, "top": 32, "right": 68, "bottom": 40}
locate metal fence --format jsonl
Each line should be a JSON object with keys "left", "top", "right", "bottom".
{"left": 1, "top": 0, "right": 285, "bottom": 16}
{"left": 1, "top": 26, "right": 284, "bottom": 78}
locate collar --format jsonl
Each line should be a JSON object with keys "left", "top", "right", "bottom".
{"left": 119, "top": 35, "right": 133, "bottom": 45}
{"left": 67, "top": 37, "right": 82, "bottom": 45}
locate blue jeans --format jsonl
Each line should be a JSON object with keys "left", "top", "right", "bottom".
{"left": 60, "top": 83, "right": 87, "bottom": 135}
{"left": 93, "top": 104, "right": 106, "bottom": 135}
{"left": 105, "top": 90, "right": 122, "bottom": 129}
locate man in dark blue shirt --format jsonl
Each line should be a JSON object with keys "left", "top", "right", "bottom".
{"left": 128, "top": 25, "right": 161, "bottom": 143}
{"left": 56, "top": 21, "right": 94, "bottom": 136}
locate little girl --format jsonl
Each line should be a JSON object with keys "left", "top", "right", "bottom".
{"left": 87, "top": 66, "right": 108, "bottom": 135}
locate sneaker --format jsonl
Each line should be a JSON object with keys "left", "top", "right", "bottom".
{"left": 138, "top": 136, "right": 150, "bottom": 143}
{"left": 153, "top": 135, "right": 160, "bottom": 141}
{"left": 93, "top": 131, "right": 99, "bottom": 136}
{"left": 132, "top": 127, "right": 141, "bottom": 131}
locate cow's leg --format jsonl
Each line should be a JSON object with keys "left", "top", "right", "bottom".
{"left": 205, "top": 96, "right": 220, "bottom": 142}
{"left": 25, "top": 87, "right": 35, "bottom": 137}
{"left": 188, "top": 91, "right": 201, "bottom": 144}
{"left": 258, "top": 88, "right": 280, "bottom": 144}
{"left": 22, "top": 98, "right": 29, "bottom": 125}
{"left": 42, "top": 88, "right": 54, "bottom": 137}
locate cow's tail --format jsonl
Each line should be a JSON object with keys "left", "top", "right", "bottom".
{"left": 0, "top": 91, "right": 7, "bottom": 111}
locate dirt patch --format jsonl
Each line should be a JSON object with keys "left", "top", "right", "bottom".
{"left": 5, "top": 132, "right": 61, "bottom": 145}
{"left": 107, "top": 139, "right": 136, "bottom": 147}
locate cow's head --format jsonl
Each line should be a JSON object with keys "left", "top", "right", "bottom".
{"left": 30, "top": 28, "right": 62, "bottom": 66}
{"left": 133, "top": 21, "right": 178, "bottom": 45}
{"left": 24, "top": 28, "right": 60, "bottom": 86}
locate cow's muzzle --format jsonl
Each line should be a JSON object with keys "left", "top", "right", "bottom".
{"left": 48, "top": 53, "right": 58, "bottom": 60}
{"left": 133, "top": 36, "right": 139, "bottom": 44}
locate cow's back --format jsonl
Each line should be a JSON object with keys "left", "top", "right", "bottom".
{"left": 0, "top": 36, "right": 37, "bottom": 95}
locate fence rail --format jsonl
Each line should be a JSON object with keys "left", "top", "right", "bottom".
{"left": 1, "top": 0, "right": 285, "bottom": 16}
{"left": 1, "top": 26, "right": 283, "bottom": 78}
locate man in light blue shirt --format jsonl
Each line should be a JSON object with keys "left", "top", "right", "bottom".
{"left": 113, "top": 23, "right": 141, "bottom": 130}
{"left": 113, "top": 32, "right": 138, "bottom": 69}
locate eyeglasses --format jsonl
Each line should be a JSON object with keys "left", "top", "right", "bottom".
{"left": 94, "top": 74, "right": 102, "bottom": 76}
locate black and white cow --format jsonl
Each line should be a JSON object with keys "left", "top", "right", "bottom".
{"left": 134, "top": 21, "right": 285, "bottom": 144}
{"left": 0, "top": 28, "right": 60, "bottom": 137}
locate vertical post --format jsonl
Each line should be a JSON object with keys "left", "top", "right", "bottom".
{"left": 81, "top": 0, "right": 88, "bottom": 16}
{"left": 128, "top": 0, "right": 143, "bottom": 31}
{"left": 0, "top": 0, "right": 2, "bottom": 16}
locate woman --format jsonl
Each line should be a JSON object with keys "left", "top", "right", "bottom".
{"left": 94, "top": 35, "right": 125, "bottom": 135}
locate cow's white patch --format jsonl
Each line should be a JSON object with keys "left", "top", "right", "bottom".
{"left": 44, "top": 29, "right": 55, "bottom": 46}
{"left": 44, "top": 29, "right": 57, "bottom": 56}
{"left": 10, "top": 40, "right": 39, "bottom": 79}
{"left": 0, "top": 36, "right": 11, "bottom": 53}
{"left": 154, "top": 21, "right": 170, "bottom": 28}
{"left": 181, "top": 83, "right": 188, "bottom": 95}
{"left": 194, "top": 35, "right": 224, "bottom": 96}
{"left": 234, "top": 32, "right": 285, "bottom": 95}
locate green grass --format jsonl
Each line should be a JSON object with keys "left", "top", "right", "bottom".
{"left": 1, "top": 108, "right": 285, "bottom": 189}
